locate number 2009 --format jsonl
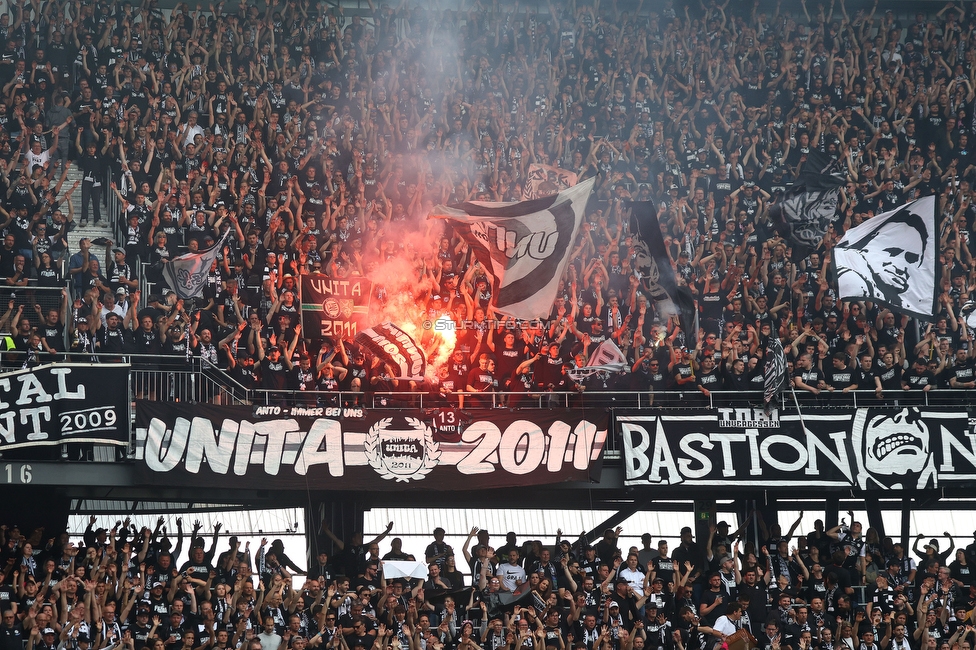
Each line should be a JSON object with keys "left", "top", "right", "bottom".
{"left": 59, "top": 408, "right": 117, "bottom": 432}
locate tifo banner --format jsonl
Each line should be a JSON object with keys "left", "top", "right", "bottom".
{"left": 301, "top": 273, "right": 372, "bottom": 340}
{"left": 134, "top": 402, "right": 607, "bottom": 490}
{"left": 0, "top": 364, "right": 129, "bottom": 450}
{"left": 619, "top": 407, "right": 973, "bottom": 491}
{"left": 521, "top": 164, "right": 579, "bottom": 200}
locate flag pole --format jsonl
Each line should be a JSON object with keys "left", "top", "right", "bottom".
{"left": 788, "top": 382, "right": 810, "bottom": 436}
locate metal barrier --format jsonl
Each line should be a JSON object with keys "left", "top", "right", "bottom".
{"left": 338, "top": 388, "right": 976, "bottom": 411}
{"left": 0, "top": 353, "right": 250, "bottom": 405}
{"left": 8, "top": 285, "right": 67, "bottom": 327}
{"left": 36, "top": 370, "right": 976, "bottom": 412}
{"left": 252, "top": 389, "right": 365, "bottom": 406}
{"left": 126, "top": 355, "right": 250, "bottom": 406}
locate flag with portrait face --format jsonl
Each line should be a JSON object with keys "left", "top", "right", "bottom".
{"left": 833, "top": 196, "right": 938, "bottom": 321}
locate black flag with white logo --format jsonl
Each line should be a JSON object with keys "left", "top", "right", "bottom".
{"left": 628, "top": 201, "right": 697, "bottom": 341}
{"left": 355, "top": 322, "right": 427, "bottom": 380}
{"left": 767, "top": 149, "right": 845, "bottom": 260}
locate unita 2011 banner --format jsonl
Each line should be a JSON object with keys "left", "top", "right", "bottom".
{"left": 619, "top": 407, "right": 975, "bottom": 491}
{"left": 135, "top": 402, "right": 607, "bottom": 490}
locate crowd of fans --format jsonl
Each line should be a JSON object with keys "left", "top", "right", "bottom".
{"left": 1, "top": 0, "right": 975, "bottom": 401}
{"left": 3, "top": 516, "right": 976, "bottom": 650}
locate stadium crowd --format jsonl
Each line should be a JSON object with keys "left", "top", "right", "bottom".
{"left": 0, "top": 0, "right": 971, "bottom": 402}
{"left": 1, "top": 517, "right": 975, "bottom": 650}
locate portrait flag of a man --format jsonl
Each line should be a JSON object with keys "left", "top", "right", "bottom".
{"left": 833, "top": 196, "right": 938, "bottom": 320}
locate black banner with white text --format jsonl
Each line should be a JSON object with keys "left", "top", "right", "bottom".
{"left": 0, "top": 364, "right": 129, "bottom": 450}
{"left": 619, "top": 407, "right": 976, "bottom": 491}
{"left": 135, "top": 402, "right": 607, "bottom": 490}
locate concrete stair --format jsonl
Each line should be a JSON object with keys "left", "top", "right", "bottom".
{"left": 63, "top": 165, "right": 119, "bottom": 265}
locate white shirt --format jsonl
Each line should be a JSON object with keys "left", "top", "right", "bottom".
{"left": 713, "top": 615, "right": 737, "bottom": 637}
{"left": 24, "top": 150, "right": 50, "bottom": 171}
{"left": 99, "top": 304, "right": 125, "bottom": 328}
{"left": 182, "top": 122, "right": 205, "bottom": 147}
{"left": 496, "top": 562, "right": 526, "bottom": 591}
{"left": 619, "top": 566, "right": 645, "bottom": 596}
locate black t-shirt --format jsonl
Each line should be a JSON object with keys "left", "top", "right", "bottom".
{"left": 793, "top": 367, "right": 823, "bottom": 389}
{"left": 652, "top": 556, "right": 676, "bottom": 585}
{"left": 877, "top": 363, "right": 902, "bottom": 391}
{"left": 854, "top": 367, "right": 878, "bottom": 390}
{"left": 902, "top": 367, "right": 935, "bottom": 389}
{"left": 952, "top": 359, "right": 975, "bottom": 386}
{"left": 826, "top": 366, "right": 855, "bottom": 390}
{"left": 672, "top": 362, "right": 694, "bottom": 388}
{"left": 260, "top": 357, "right": 289, "bottom": 390}
{"left": 466, "top": 366, "right": 494, "bottom": 392}
{"left": 696, "top": 368, "right": 722, "bottom": 391}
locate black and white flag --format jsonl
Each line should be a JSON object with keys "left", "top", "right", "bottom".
{"left": 161, "top": 230, "right": 230, "bottom": 299}
{"left": 767, "top": 149, "right": 845, "bottom": 259}
{"left": 628, "top": 200, "right": 680, "bottom": 317}
{"left": 568, "top": 339, "right": 629, "bottom": 381}
{"left": 628, "top": 201, "right": 698, "bottom": 344}
{"left": 764, "top": 335, "right": 788, "bottom": 408}
{"left": 834, "top": 196, "right": 937, "bottom": 320}
{"left": 430, "top": 177, "right": 595, "bottom": 320}
{"left": 355, "top": 322, "right": 427, "bottom": 380}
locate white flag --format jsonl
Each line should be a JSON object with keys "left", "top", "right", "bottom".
{"left": 522, "top": 163, "right": 579, "bottom": 200}
{"left": 568, "top": 339, "right": 629, "bottom": 380}
{"left": 834, "top": 196, "right": 937, "bottom": 320}
{"left": 430, "top": 177, "right": 594, "bottom": 320}
{"left": 161, "top": 231, "right": 230, "bottom": 300}
{"left": 382, "top": 561, "right": 428, "bottom": 580}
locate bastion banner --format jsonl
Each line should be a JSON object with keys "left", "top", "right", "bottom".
{"left": 0, "top": 363, "right": 129, "bottom": 450}
{"left": 134, "top": 402, "right": 607, "bottom": 490}
{"left": 619, "top": 407, "right": 975, "bottom": 491}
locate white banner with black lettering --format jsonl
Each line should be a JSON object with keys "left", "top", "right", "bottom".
{"left": 619, "top": 407, "right": 972, "bottom": 491}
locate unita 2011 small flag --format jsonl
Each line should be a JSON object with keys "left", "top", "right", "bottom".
{"left": 430, "top": 177, "right": 595, "bottom": 320}
{"left": 833, "top": 196, "right": 938, "bottom": 321}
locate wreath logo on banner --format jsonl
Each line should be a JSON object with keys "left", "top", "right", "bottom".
{"left": 364, "top": 417, "right": 440, "bottom": 482}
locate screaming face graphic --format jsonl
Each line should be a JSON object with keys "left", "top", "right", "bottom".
{"left": 852, "top": 407, "right": 936, "bottom": 490}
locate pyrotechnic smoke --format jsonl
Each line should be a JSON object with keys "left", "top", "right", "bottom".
{"left": 364, "top": 225, "right": 457, "bottom": 378}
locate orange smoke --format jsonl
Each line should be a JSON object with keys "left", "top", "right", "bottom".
{"left": 363, "top": 231, "right": 456, "bottom": 379}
